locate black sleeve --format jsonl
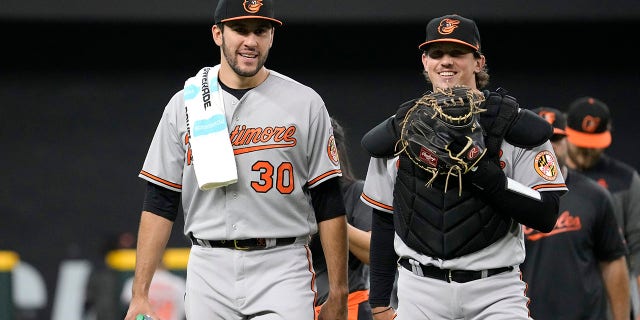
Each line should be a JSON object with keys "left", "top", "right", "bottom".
{"left": 487, "top": 190, "right": 561, "bottom": 233}
{"left": 142, "top": 182, "right": 180, "bottom": 222}
{"left": 368, "top": 209, "right": 398, "bottom": 308}
{"left": 361, "top": 99, "right": 417, "bottom": 158}
{"left": 469, "top": 160, "right": 562, "bottom": 232}
{"left": 361, "top": 116, "right": 398, "bottom": 158}
{"left": 310, "top": 177, "right": 346, "bottom": 222}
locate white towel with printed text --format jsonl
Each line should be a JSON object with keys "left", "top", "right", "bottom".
{"left": 184, "top": 65, "right": 238, "bottom": 190}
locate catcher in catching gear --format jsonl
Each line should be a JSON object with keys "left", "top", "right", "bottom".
{"left": 360, "top": 14, "right": 567, "bottom": 320}
{"left": 396, "top": 85, "right": 486, "bottom": 193}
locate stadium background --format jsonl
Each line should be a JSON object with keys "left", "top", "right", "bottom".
{"left": 1, "top": 0, "right": 639, "bottom": 318}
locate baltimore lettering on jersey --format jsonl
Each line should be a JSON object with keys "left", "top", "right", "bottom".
{"left": 183, "top": 124, "right": 297, "bottom": 165}
{"left": 230, "top": 125, "right": 297, "bottom": 154}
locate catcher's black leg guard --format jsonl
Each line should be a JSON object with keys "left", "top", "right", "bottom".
{"left": 361, "top": 116, "right": 398, "bottom": 158}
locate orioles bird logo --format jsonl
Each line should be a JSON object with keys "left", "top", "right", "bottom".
{"left": 327, "top": 135, "right": 340, "bottom": 166}
{"left": 581, "top": 115, "right": 601, "bottom": 133}
{"left": 538, "top": 111, "right": 556, "bottom": 125}
{"left": 438, "top": 18, "right": 460, "bottom": 35}
{"left": 243, "top": 0, "right": 263, "bottom": 14}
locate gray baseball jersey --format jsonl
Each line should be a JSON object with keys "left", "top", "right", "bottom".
{"left": 139, "top": 70, "right": 341, "bottom": 240}
{"left": 139, "top": 68, "right": 341, "bottom": 319}
{"left": 362, "top": 139, "right": 567, "bottom": 270}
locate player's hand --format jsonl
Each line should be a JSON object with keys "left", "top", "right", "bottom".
{"left": 317, "top": 293, "right": 347, "bottom": 320}
{"left": 372, "top": 306, "right": 396, "bottom": 320}
{"left": 123, "top": 296, "right": 159, "bottom": 320}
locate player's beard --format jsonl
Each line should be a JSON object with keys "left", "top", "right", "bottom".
{"left": 566, "top": 144, "right": 603, "bottom": 171}
{"left": 221, "top": 38, "right": 268, "bottom": 78}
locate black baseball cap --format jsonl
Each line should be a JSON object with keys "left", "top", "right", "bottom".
{"left": 565, "top": 96, "right": 612, "bottom": 148}
{"left": 531, "top": 107, "right": 567, "bottom": 141}
{"left": 214, "top": 0, "right": 282, "bottom": 26}
{"left": 418, "top": 14, "right": 481, "bottom": 52}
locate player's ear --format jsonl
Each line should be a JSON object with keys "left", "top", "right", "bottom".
{"left": 212, "top": 24, "right": 223, "bottom": 46}
{"left": 268, "top": 28, "right": 275, "bottom": 48}
{"left": 474, "top": 54, "right": 485, "bottom": 73}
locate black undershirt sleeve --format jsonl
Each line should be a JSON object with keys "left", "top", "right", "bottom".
{"left": 310, "top": 177, "right": 346, "bottom": 222}
{"left": 142, "top": 182, "right": 180, "bottom": 222}
{"left": 368, "top": 209, "right": 398, "bottom": 308}
{"left": 469, "top": 160, "right": 562, "bottom": 232}
{"left": 484, "top": 189, "right": 561, "bottom": 233}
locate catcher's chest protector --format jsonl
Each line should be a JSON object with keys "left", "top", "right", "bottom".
{"left": 392, "top": 94, "right": 521, "bottom": 259}
{"left": 393, "top": 155, "right": 513, "bottom": 259}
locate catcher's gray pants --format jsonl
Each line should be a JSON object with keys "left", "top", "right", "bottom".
{"left": 395, "top": 264, "right": 529, "bottom": 320}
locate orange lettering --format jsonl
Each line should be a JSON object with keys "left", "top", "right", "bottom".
{"left": 229, "top": 125, "right": 297, "bottom": 147}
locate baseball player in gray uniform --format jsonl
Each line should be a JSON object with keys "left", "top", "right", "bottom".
{"left": 359, "top": 14, "right": 568, "bottom": 319}
{"left": 123, "top": 1, "right": 348, "bottom": 319}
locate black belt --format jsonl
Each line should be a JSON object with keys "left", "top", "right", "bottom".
{"left": 189, "top": 234, "right": 296, "bottom": 250}
{"left": 399, "top": 258, "right": 513, "bottom": 283}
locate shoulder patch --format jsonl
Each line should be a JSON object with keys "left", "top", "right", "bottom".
{"left": 533, "top": 150, "right": 559, "bottom": 181}
{"left": 327, "top": 134, "right": 339, "bottom": 166}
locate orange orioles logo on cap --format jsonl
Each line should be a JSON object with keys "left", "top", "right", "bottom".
{"left": 327, "top": 134, "right": 339, "bottom": 166}
{"left": 438, "top": 18, "right": 460, "bottom": 35}
{"left": 581, "top": 115, "right": 601, "bottom": 133}
{"left": 243, "top": 0, "right": 263, "bottom": 14}
{"left": 538, "top": 110, "right": 556, "bottom": 125}
{"left": 534, "top": 150, "right": 558, "bottom": 181}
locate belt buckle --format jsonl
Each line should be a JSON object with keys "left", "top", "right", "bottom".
{"left": 234, "top": 240, "right": 249, "bottom": 250}
{"left": 447, "top": 269, "right": 453, "bottom": 283}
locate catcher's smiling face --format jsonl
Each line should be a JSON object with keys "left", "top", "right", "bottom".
{"left": 422, "top": 42, "right": 485, "bottom": 91}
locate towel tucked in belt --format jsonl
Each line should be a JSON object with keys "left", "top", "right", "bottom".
{"left": 184, "top": 65, "right": 238, "bottom": 190}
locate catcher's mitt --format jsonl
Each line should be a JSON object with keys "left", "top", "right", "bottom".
{"left": 396, "top": 85, "right": 487, "bottom": 194}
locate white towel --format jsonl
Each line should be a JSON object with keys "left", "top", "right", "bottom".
{"left": 184, "top": 65, "right": 238, "bottom": 190}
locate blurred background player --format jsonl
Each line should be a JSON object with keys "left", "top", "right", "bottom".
{"left": 564, "top": 97, "right": 640, "bottom": 319}
{"left": 522, "top": 106, "right": 629, "bottom": 320}
{"left": 311, "top": 117, "right": 373, "bottom": 320}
